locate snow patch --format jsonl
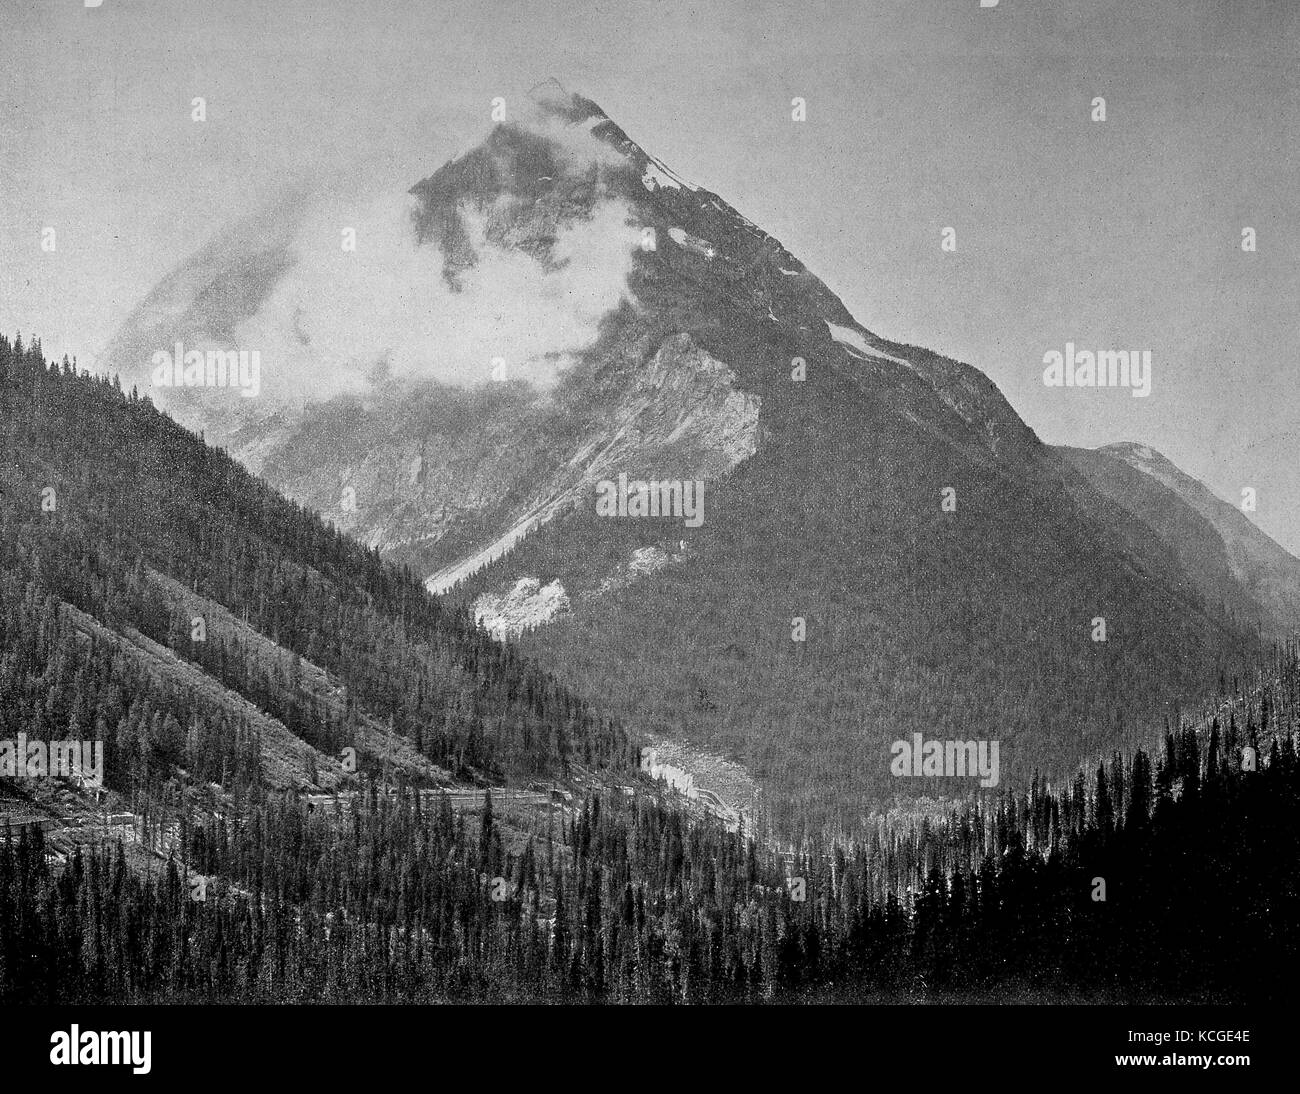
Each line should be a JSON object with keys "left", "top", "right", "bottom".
{"left": 825, "top": 321, "right": 914, "bottom": 368}
{"left": 628, "top": 545, "right": 673, "bottom": 576}
{"left": 595, "top": 542, "right": 690, "bottom": 596}
{"left": 641, "top": 156, "right": 697, "bottom": 193}
{"left": 473, "top": 577, "right": 570, "bottom": 640}
{"left": 825, "top": 321, "right": 874, "bottom": 358}
{"left": 668, "top": 226, "right": 716, "bottom": 258}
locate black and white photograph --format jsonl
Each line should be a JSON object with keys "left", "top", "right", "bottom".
{"left": 0, "top": 0, "right": 1295, "bottom": 1074}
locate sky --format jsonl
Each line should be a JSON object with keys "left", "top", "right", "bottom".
{"left": 2, "top": 0, "right": 1298, "bottom": 550}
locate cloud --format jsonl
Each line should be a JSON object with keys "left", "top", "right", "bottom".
{"left": 228, "top": 160, "right": 641, "bottom": 405}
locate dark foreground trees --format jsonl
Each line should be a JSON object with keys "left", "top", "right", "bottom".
{"left": 3, "top": 689, "right": 1298, "bottom": 1003}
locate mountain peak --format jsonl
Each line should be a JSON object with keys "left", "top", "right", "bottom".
{"left": 527, "top": 77, "right": 575, "bottom": 113}
{"left": 1099, "top": 441, "right": 1175, "bottom": 470}
{"left": 526, "top": 78, "right": 608, "bottom": 126}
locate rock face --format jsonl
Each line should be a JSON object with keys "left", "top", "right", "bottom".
{"left": 422, "top": 330, "right": 759, "bottom": 594}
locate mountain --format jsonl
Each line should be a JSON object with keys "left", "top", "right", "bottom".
{"left": 1062, "top": 442, "right": 1300, "bottom": 640}
{"left": 100, "top": 82, "right": 1288, "bottom": 828}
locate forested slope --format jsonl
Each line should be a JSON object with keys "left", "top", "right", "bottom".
{"left": 0, "top": 332, "right": 634, "bottom": 799}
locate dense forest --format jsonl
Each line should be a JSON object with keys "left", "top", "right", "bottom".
{"left": 3, "top": 652, "right": 1298, "bottom": 1004}
{"left": 454, "top": 313, "right": 1266, "bottom": 833}
{"left": 0, "top": 332, "right": 634, "bottom": 793}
